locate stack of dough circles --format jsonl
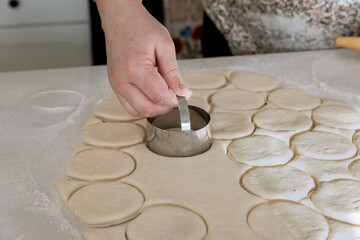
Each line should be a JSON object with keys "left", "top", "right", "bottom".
{"left": 211, "top": 89, "right": 265, "bottom": 110}
{"left": 66, "top": 148, "right": 135, "bottom": 182}
{"left": 253, "top": 108, "right": 312, "bottom": 132}
{"left": 311, "top": 179, "right": 360, "bottom": 225}
{"left": 180, "top": 71, "right": 227, "bottom": 89}
{"left": 292, "top": 131, "right": 357, "bottom": 160}
{"left": 230, "top": 72, "right": 280, "bottom": 92}
{"left": 312, "top": 105, "right": 360, "bottom": 130}
{"left": 83, "top": 122, "right": 145, "bottom": 148}
{"left": 210, "top": 112, "right": 254, "bottom": 139}
{"left": 126, "top": 205, "right": 207, "bottom": 240}
{"left": 247, "top": 201, "right": 329, "bottom": 239}
{"left": 93, "top": 97, "right": 142, "bottom": 122}
{"left": 349, "top": 159, "right": 360, "bottom": 178}
{"left": 268, "top": 88, "right": 321, "bottom": 111}
{"left": 228, "top": 135, "right": 293, "bottom": 166}
{"left": 68, "top": 182, "right": 144, "bottom": 227}
{"left": 241, "top": 166, "right": 315, "bottom": 201}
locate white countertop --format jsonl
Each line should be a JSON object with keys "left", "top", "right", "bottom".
{"left": 1, "top": 49, "right": 360, "bottom": 239}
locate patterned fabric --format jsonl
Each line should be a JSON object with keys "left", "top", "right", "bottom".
{"left": 163, "top": 0, "right": 204, "bottom": 58}
{"left": 201, "top": 0, "right": 360, "bottom": 55}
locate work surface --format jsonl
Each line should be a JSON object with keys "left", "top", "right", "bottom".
{"left": 1, "top": 49, "right": 360, "bottom": 239}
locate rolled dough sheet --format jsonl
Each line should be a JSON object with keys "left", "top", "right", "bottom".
{"left": 230, "top": 72, "right": 280, "bottom": 92}
{"left": 188, "top": 97, "right": 211, "bottom": 113}
{"left": 83, "top": 122, "right": 145, "bottom": 149}
{"left": 53, "top": 179, "right": 89, "bottom": 206}
{"left": 312, "top": 124, "right": 355, "bottom": 141}
{"left": 292, "top": 131, "right": 357, "bottom": 160}
{"left": 211, "top": 89, "right": 265, "bottom": 110}
{"left": 247, "top": 200, "right": 329, "bottom": 240}
{"left": 311, "top": 179, "right": 360, "bottom": 225}
{"left": 83, "top": 114, "right": 103, "bottom": 130}
{"left": 253, "top": 128, "right": 297, "bottom": 146}
{"left": 327, "top": 220, "right": 360, "bottom": 240}
{"left": 180, "top": 71, "right": 227, "bottom": 90}
{"left": 210, "top": 112, "right": 254, "bottom": 139}
{"left": 241, "top": 166, "right": 315, "bottom": 201}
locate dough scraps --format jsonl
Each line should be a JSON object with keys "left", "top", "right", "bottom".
{"left": 83, "top": 122, "right": 145, "bottom": 149}
{"left": 253, "top": 108, "right": 312, "bottom": 132}
{"left": 210, "top": 112, "right": 254, "bottom": 139}
{"left": 66, "top": 148, "right": 135, "bottom": 182}
{"left": 211, "top": 89, "right": 265, "bottom": 110}
{"left": 292, "top": 131, "right": 357, "bottom": 160}
{"left": 247, "top": 200, "right": 329, "bottom": 239}
{"left": 68, "top": 182, "right": 144, "bottom": 227}
{"left": 268, "top": 88, "right": 321, "bottom": 111}
{"left": 312, "top": 105, "right": 360, "bottom": 130}
{"left": 126, "top": 205, "right": 207, "bottom": 240}
{"left": 311, "top": 179, "right": 360, "bottom": 225}
{"left": 241, "top": 166, "right": 315, "bottom": 201}
{"left": 230, "top": 72, "right": 280, "bottom": 92}
{"left": 228, "top": 135, "right": 293, "bottom": 166}
{"left": 180, "top": 71, "right": 227, "bottom": 90}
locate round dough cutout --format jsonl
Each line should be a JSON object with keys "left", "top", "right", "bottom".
{"left": 313, "top": 105, "right": 360, "bottom": 130}
{"left": 253, "top": 108, "right": 312, "bottom": 132}
{"left": 68, "top": 182, "right": 144, "bottom": 227}
{"left": 83, "top": 122, "right": 145, "bottom": 148}
{"left": 66, "top": 148, "right": 135, "bottom": 182}
{"left": 228, "top": 135, "right": 293, "bottom": 166}
{"left": 248, "top": 201, "right": 329, "bottom": 239}
{"left": 126, "top": 205, "right": 207, "bottom": 240}
{"left": 231, "top": 72, "right": 280, "bottom": 92}
{"left": 349, "top": 159, "right": 360, "bottom": 178}
{"left": 311, "top": 179, "right": 360, "bottom": 225}
{"left": 241, "top": 166, "right": 315, "bottom": 201}
{"left": 188, "top": 97, "right": 211, "bottom": 113}
{"left": 268, "top": 88, "right": 321, "bottom": 111}
{"left": 211, "top": 89, "right": 265, "bottom": 110}
{"left": 181, "top": 71, "right": 226, "bottom": 90}
{"left": 292, "top": 131, "right": 357, "bottom": 160}
{"left": 210, "top": 112, "right": 254, "bottom": 139}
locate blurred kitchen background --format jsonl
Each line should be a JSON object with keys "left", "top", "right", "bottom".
{"left": 0, "top": 0, "right": 205, "bottom": 72}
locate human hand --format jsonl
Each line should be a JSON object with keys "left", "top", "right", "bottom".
{"left": 97, "top": 0, "right": 192, "bottom": 117}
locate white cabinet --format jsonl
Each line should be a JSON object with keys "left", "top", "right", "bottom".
{"left": 0, "top": 0, "right": 92, "bottom": 72}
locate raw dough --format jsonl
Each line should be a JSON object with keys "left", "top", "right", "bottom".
{"left": 292, "top": 131, "right": 357, "bottom": 160}
{"left": 311, "top": 179, "right": 360, "bottom": 225}
{"left": 126, "top": 205, "right": 207, "bottom": 240}
{"left": 349, "top": 159, "right": 360, "bottom": 178}
{"left": 68, "top": 182, "right": 144, "bottom": 227}
{"left": 247, "top": 201, "right": 329, "bottom": 240}
{"left": 228, "top": 135, "right": 293, "bottom": 166}
{"left": 188, "top": 97, "right": 211, "bottom": 113}
{"left": 268, "top": 88, "right": 321, "bottom": 111}
{"left": 312, "top": 105, "right": 360, "bottom": 130}
{"left": 83, "top": 225, "right": 125, "bottom": 240}
{"left": 321, "top": 97, "right": 353, "bottom": 107}
{"left": 231, "top": 72, "right": 280, "bottom": 92}
{"left": 210, "top": 112, "right": 254, "bottom": 139}
{"left": 211, "top": 89, "right": 265, "bottom": 110}
{"left": 180, "top": 71, "right": 227, "bottom": 89}
{"left": 66, "top": 148, "right": 135, "bottom": 182}
{"left": 312, "top": 124, "right": 355, "bottom": 141}
{"left": 253, "top": 108, "right": 312, "bottom": 132}
{"left": 83, "top": 114, "right": 103, "bottom": 130}
{"left": 253, "top": 128, "right": 296, "bottom": 145}
{"left": 327, "top": 220, "right": 360, "bottom": 240}
{"left": 241, "top": 166, "right": 315, "bottom": 201}
{"left": 83, "top": 122, "right": 145, "bottom": 149}
{"left": 53, "top": 179, "right": 88, "bottom": 206}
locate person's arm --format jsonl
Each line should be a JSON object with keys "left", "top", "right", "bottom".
{"left": 96, "top": 0, "right": 192, "bottom": 117}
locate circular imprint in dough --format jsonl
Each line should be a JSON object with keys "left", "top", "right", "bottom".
{"left": 228, "top": 135, "right": 293, "bottom": 166}
{"left": 93, "top": 97, "right": 142, "bottom": 122}
{"left": 349, "top": 159, "right": 360, "bottom": 178}
{"left": 180, "top": 71, "right": 227, "bottom": 89}
{"left": 68, "top": 182, "right": 144, "bottom": 227}
{"left": 66, "top": 148, "right": 135, "bottom": 182}
{"left": 210, "top": 112, "right": 254, "bottom": 139}
{"left": 83, "top": 123, "right": 145, "bottom": 148}
{"left": 211, "top": 89, "right": 265, "bottom": 111}
{"left": 253, "top": 108, "right": 312, "bottom": 132}
{"left": 231, "top": 72, "right": 280, "bottom": 92}
{"left": 268, "top": 88, "right": 321, "bottom": 111}
{"left": 292, "top": 131, "right": 357, "bottom": 160}
{"left": 311, "top": 179, "right": 360, "bottom": 225}
{"left": 248, "top": 201, "right": 329, "bottom": 239}
{"left": 241, "top": 166, "right": 315, "bottom": 201}
{"left": 126, "top": 205, "right": 207, "bottom": 240}
{"left": 312, "top": 105, "right": 360, "bottom": 130}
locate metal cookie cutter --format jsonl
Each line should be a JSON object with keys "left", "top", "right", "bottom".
{"left": 146, "top": 96, "right": 212, "bottom": 157}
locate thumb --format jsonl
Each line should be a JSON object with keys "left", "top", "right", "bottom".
{"left": 156, "top": 41, "right": 192, "bottom": 99}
